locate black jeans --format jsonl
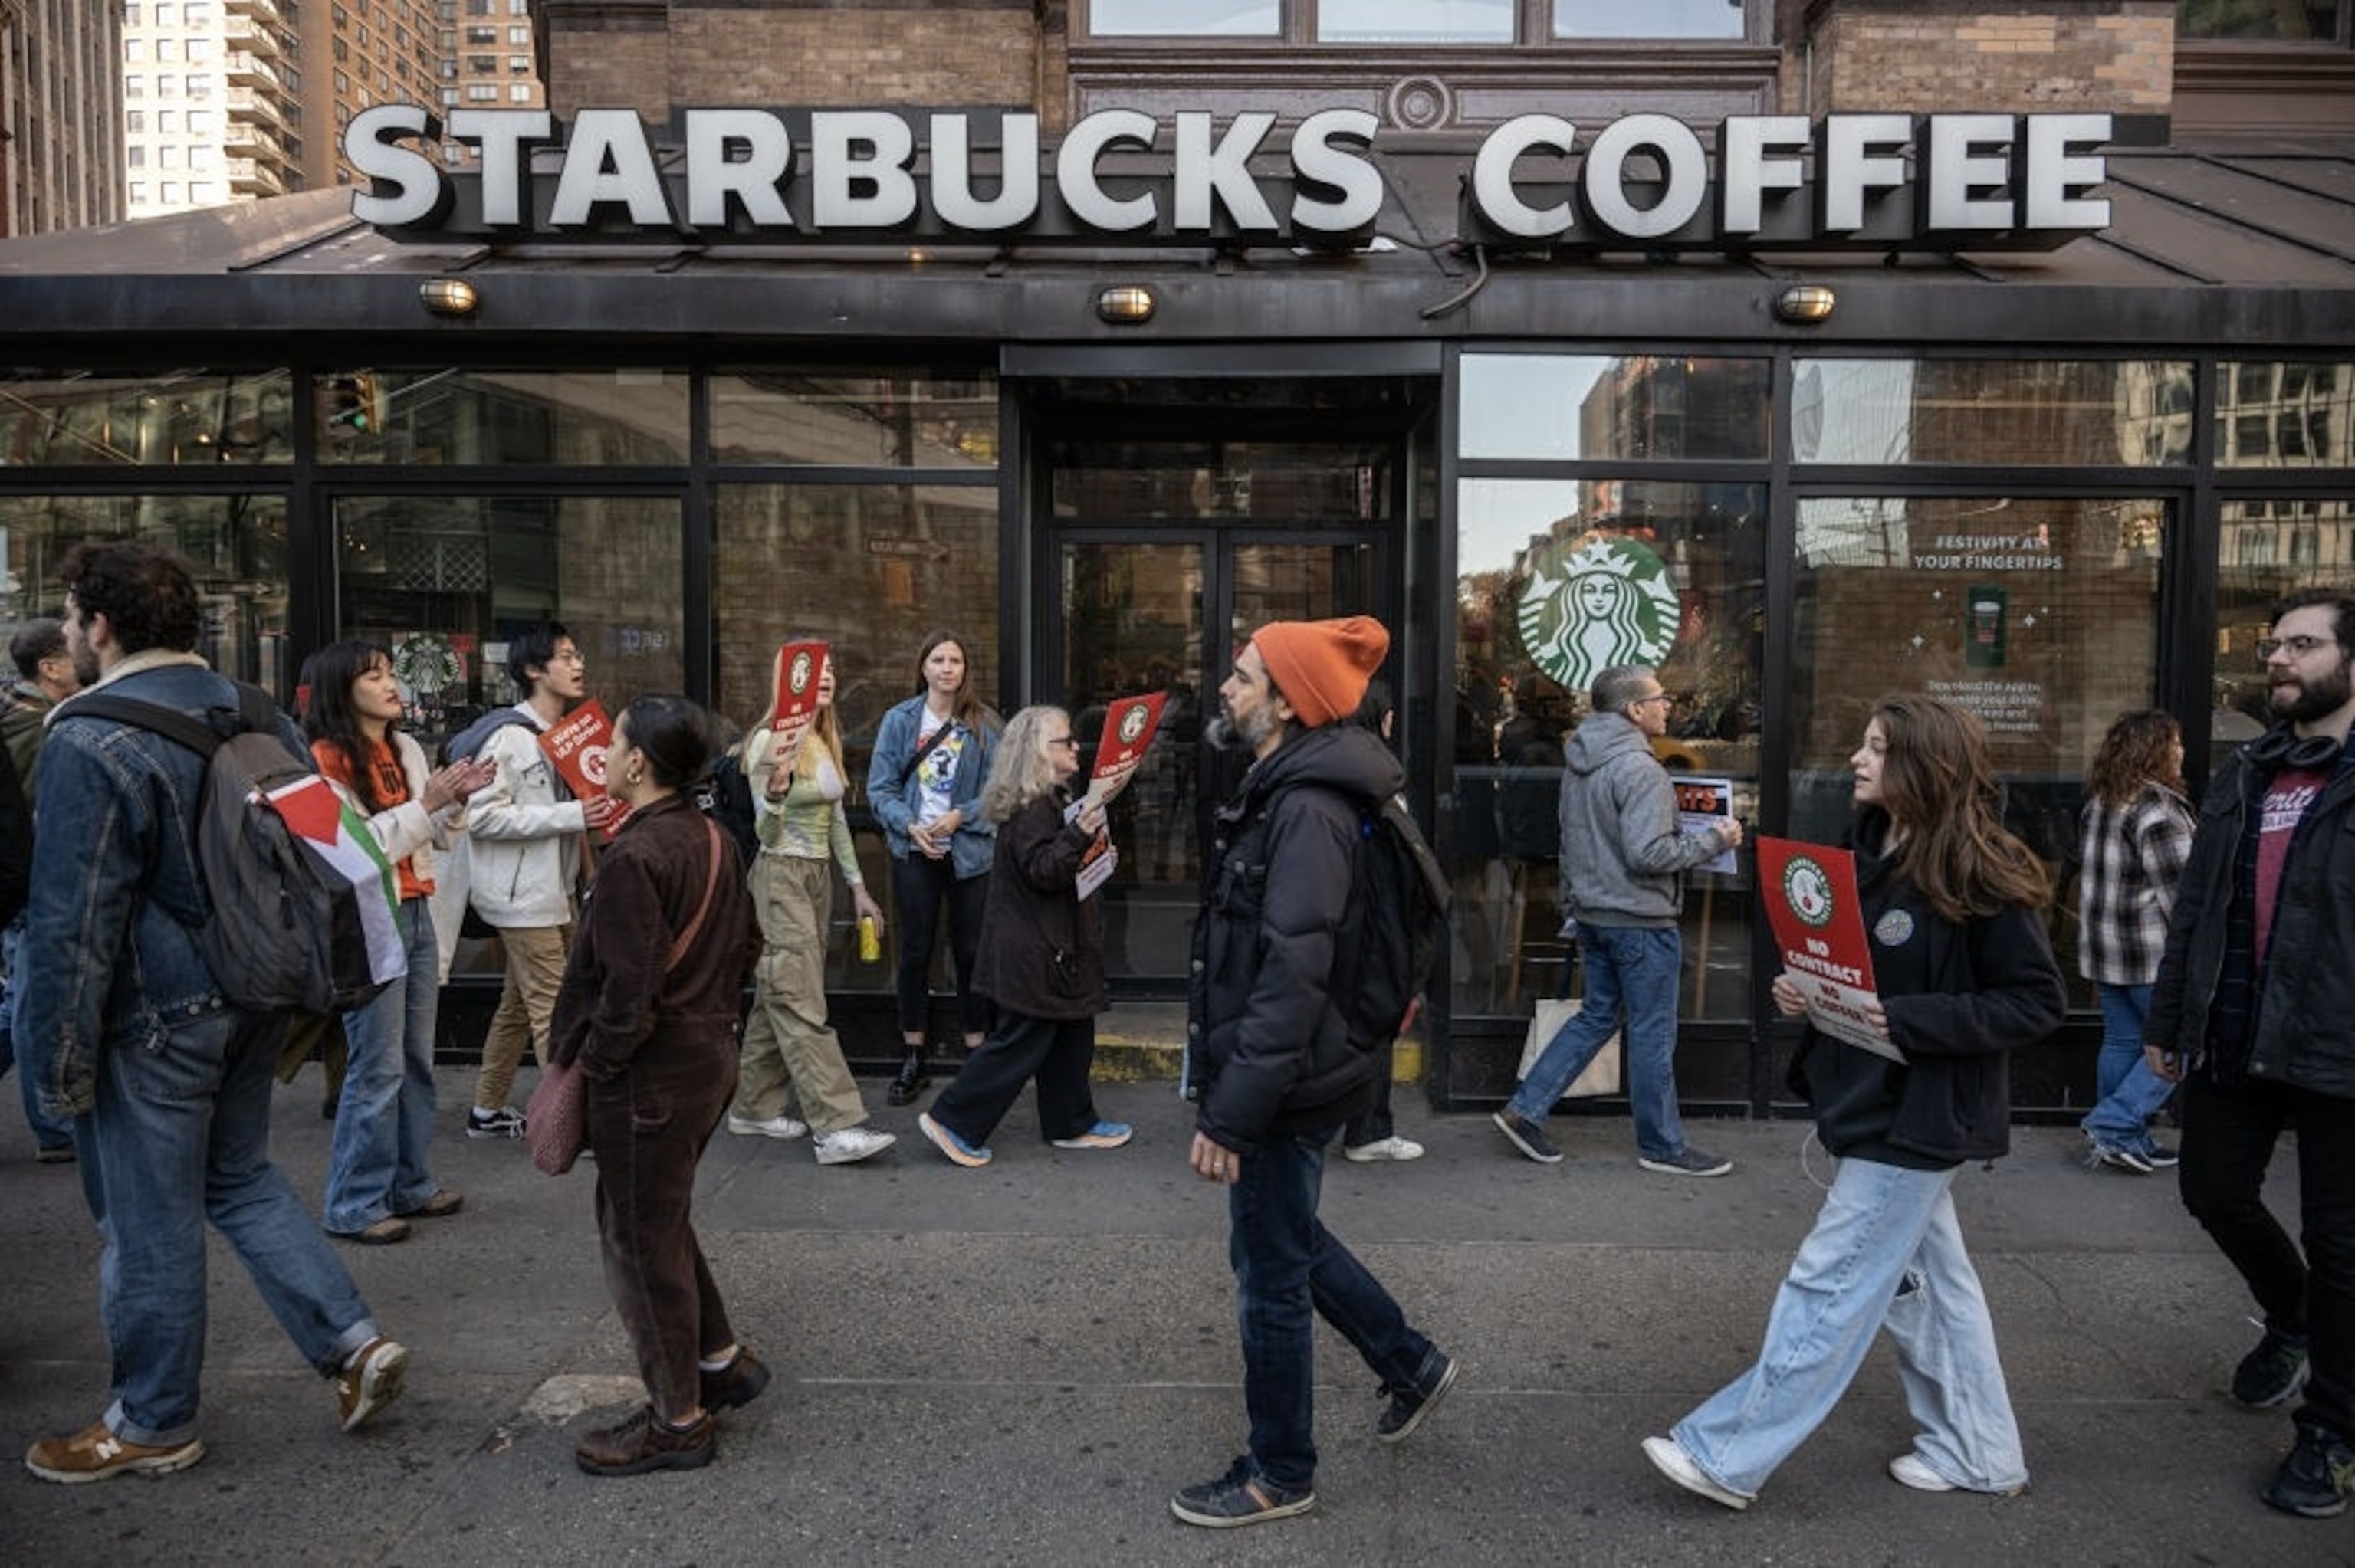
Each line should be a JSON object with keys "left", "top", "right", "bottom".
{"left": 2179, "top": 1071, "right": 2355, "bottom": 1438}
{"left": 889, "top": 855, "right": 990, "bottom": 1040}
{"left": 1342, "top": 1035, "right": 1397, "bottom": 1147}
{"left": 928, "top": 1011, "right": 1099, "bottom": 1146}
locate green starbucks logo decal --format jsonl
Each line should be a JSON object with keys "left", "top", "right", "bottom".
{"left": 1782, "top": 855, "right": 1835, "bottom": 928}
{"left": 1516, "top": 536, "right": 1680, "bottom": 691}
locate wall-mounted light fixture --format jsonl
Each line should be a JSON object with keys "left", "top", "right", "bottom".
{"left": 419, "top": 277, "right": 481, "bottom": 317}
{"left": 1773, "top": 284, "right": 1836, "bottom": 324}
{"left": 1095, "top": 284, "right": 1156, "bottom": 325}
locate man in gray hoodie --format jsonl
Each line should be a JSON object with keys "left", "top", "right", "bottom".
{"left": 1493, "top": 664, "right": 1742, "bottom": 1175}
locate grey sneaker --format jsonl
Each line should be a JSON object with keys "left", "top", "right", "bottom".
{"left": 1170, "top": 1458, "right": 1315, "bottom": 1529}
{"left": 813, "top": 1126, "right": 896, "bottom": 1165}
{"left": 1376, "top": 1349, "right": 1459, "bottom": 1444}
{"left": 1493, "top": 1109, "right": 1562, "bottom": 1164}
{"left": 2265, "top": 1423, "right": 2355, "bottom": 1518}
{"left": 1640, "top": 1146, "right": 1733, "bottom": 1177}
{"left": 2235, "top": 1324, "right": 2311, "bottom": 1409}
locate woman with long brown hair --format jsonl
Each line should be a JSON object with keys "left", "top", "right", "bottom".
{"left": 2076, "top": 709, "right": 2193, "bottom": 1172}
{"left": 1645, "top": 694, "right": 2066, "bottom": 1510}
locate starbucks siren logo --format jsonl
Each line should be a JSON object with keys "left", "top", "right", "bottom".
{"left": 1782, "top": 855, "right": 1835, "bottom": 928}
{"left": 1118, "top": 701, "right": 1150, "bottom": 746}
{"left": 788, "top": 649, "right": 816, "bottom": 697}
{"left": 1516, "top": 536, "right": 1680, "bottom": 691}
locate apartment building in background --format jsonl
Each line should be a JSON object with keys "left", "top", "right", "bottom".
{"left": 442, "top": 0, "right": 544, "bottom": 163}
{"left": 0, "top": 0, "right": 123, "bottom": 235}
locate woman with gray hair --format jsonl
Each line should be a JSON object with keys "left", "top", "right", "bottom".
{"left": 916, "top": 704, "right": 1130, "bottom": 1167}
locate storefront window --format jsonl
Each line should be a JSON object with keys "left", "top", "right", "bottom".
{"left": 1791, "top": 494, "right": 2172, "bottom": 1000}
{"left": 0, "top": 369, "right": 297, "bottom": 466}
{"left": 2178, "top": 1, "right": 2347, "bottom": 43}
{"left": 1793, "top": 359, "right": 2196, "bottom": 467}
{"left": 1087, "top": 0, "right": 1279, "bottom": 37}
{"left": 2216, "top": 360, "right": 2351, "bottom": 466}
{"left": 1461, "top": 354, "right": 1770, "bottom": 462}
{"left": 710, "top": 370, "right": 998, "bottom": 468}
{"left": 315, "top": 369, "right": 688, "bottom": 465}
{"left": 714, "top": 481, "right": 1000, "bottom": 992}
{"left": 0, "top": 491, "right": 291, "bottom": 689}
{"left": 2211, "top": 497, "right": 2355, "bottom": 769}
{"left": 1555, "top": 0, "right": 1747, "bottom": 39}
{"left": 1319, "top": 1, "right": 1512, "bottom": 44}
{"left": 1453, "top": 476, "right": 1764, "bottom": 1022}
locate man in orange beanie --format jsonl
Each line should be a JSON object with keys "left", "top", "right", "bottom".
{"left": 1172, "top": 617, "right": 1457, "bottom": 1529}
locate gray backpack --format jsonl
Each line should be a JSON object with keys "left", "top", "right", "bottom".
{"left": 61, "top": 684, "right": 396, "bottom": 1017}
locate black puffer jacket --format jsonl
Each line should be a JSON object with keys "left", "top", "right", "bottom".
{"left": 1187, "top": 724, "right": 1404, "bottom": 1152}
{"left": 1793, "top": 809, "right": 2068, "bottom": 1167}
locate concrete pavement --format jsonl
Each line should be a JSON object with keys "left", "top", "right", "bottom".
{"left": 1, "top": 1068, "right": 2344, "bottom": 1566}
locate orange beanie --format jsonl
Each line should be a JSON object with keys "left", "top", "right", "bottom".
{"left": 1251, "top": 617, "right": 1390, "bottom": 730}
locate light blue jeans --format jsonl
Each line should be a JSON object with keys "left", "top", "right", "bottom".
{"left": 0, "top": 917, "right": 75, "bottom": 1150}
{"left": 2080, "top": 982, "right": 2173, "bottom": 1153}
{"left": 324, "top": 897, "right": 443, "bottom": 1232}
{"left": 1670, "top": 1156, "right": 2027, "bottom": 1499}
{"left": 79, "top": 1005, "right": 380, "bottom": 1447}
{"left": 1507, "top": 922, "right": 1688, "bottom": 1160}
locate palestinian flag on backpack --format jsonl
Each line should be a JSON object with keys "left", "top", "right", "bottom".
{"left": 262, "top": 774, "right": 406, "bottom": 990}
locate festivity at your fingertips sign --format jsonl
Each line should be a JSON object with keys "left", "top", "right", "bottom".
{"left": 540, "top": 698, "right": 627, "bottom": 838}
{"left": 1087, "top": 690, "right": 1168, "bottom": 803}
{"left": 767, "top": 640, "right": 829, "bottom": 769}
{"left": 1755, "top": 836, "right": 1897, "bottom": 1062}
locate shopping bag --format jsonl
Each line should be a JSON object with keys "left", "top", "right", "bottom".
{"left": 1516, "top": 998, "right": 1623, "bottom": 1101}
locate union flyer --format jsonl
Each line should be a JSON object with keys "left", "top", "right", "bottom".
{"left": 1755, "top": 836, "right": 1897, "bottom": 1061}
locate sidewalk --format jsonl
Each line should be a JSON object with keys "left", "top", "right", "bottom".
{"left": 0, "top": 1069, "right": 2330, "bottom": 1565}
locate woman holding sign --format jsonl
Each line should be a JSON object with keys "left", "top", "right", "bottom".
{"left": 1644, "top": 693, "right": 2065, "bottom": 1511}
{"left": 726, "top": 647, "right": 896, "bottom": 1165}
{"left": 916, "top": 705, "right": 1127, "bottom": 1166}
{"left": 867, "top": 631, "right": 1000, "bottom": 1105}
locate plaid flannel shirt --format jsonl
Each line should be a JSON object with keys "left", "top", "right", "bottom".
{"left": 2076, "top": 781, "right": 2194, "bottom": 986}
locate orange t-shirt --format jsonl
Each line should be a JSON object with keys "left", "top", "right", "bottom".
{"left": 310, "top": 736, "right": 433, "bottom": 903}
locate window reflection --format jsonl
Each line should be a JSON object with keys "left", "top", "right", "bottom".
{"left": 711, "top": 370, "right": 999, "bottom": 468}
{"left": 2213, "top": 497, "right": 2355, "bottom": 768}
{"left": 1089, "top": 0, "right": 1279, "bottom": 35}
{"left": 1555, "top": 0, "right": 1747, "bottom": 38}
{"left": 2216, "top": 360, "right": 2350, "bottom": 467}
{"left": 1320, "top": 0, "right": 1513, "bottom": 43}
{"left": 2176, "top": 0, "right": 2344, "bottom": 42}
{"left": 316, "top": 369, "right": 688, "bottom": 466}
{"left": 0, "top": 370, "right": 297, "bottom": 466}
{"left": 1462, "top": 354, "right": 1770, "bottom": 462}
{"left": 1793, "top": 359, "right": 2194, "bottom": 467}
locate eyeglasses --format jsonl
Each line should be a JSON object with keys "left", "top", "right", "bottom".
{"left": 1627, "top": 694, "right": 1671, "bottom": 710}
{"left": 1047, "top": 736, "right": 1080, "bottom": 750}
{"left": 2257, "top": 635, "right": 2339, "bottom": 661}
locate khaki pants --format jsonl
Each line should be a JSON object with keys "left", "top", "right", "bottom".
{"left": 734, "top": 854, "right": 869, "bottom": 1134}
{"left": 474, "top": 920, "right": 572, "bottom": 1113}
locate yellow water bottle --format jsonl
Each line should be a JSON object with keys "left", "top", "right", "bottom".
{"left": 858, "top": 914, "right": 881, "bottom": 963}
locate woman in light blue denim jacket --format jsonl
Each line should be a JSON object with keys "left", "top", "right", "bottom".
{"left": 865, "top": 630, "right": 998, "bottom": 1107}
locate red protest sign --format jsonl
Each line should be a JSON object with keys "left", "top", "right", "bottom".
{"left": 1087, "top": 690, "right": 1168, "bottom": 803}
{"left": 766, "top": 639, "right": 829, "bottom": 773}
{"left": 1756, "top": 836, "right": 1894, "bottom": 1061}
{"left": 540, "top": 698, "right": 628, "bottom": 838}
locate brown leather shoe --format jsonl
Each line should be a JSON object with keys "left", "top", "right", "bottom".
{"left": 701, "top": 1348, "right": 770, "bottom": 1412}
{"left": 402, "top": 1188, "right": 464, "bottom": 1219}
{"left": 329, "top": 1216, "right": 411, "bottom": 1245}
{"left": 574, "top": 1407, "right": 715, "bottom": 1477}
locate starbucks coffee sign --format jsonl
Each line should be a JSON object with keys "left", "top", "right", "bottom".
{"left": 346, "top": 106, "right": 2112, "bottom": 252}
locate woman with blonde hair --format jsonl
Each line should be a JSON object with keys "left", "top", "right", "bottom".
{"left": 2077, "top": 709, "right": 2193, "bottom": 1173}
{"left": 726, "top": 646, "right": 895, "bottom": 1165}
{"left": 916, "top": 705, "right": 1128, "bottom": 1167}
{"left": 1645, "top": 693, "right": 2066, "bottom": 1509}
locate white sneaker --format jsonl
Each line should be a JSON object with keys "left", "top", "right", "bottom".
{"left": 1888, "top": 1451, "right": 2022, "bottom": 1495}
{"left": 813, "top": 1126, "right": 896, "bottom": 1165}
{"left": 1642, "top": 1435, "right": 1752, "bottom": 1511}
{"left": 726, "top": 1112, "right": 809, "bottom": 1140}
{"left": 1344, "top": 1136, "right": 1425, "bottom": 1163}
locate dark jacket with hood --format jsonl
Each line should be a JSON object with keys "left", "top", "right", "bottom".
{"left": 1792, "top": 807, "right": 2067, "bottom": 1168}
{"left": 971, "top": 785, "right": 1105, "bottom": 1021}
{"left": 1187, "top": 723, "right": 1403, "bottom": 1152}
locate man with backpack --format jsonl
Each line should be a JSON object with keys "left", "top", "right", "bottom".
{"left": 455, "top": 622, "right": 619, "bottom": 1139}
{"left": 1174, "top": 616, "right": 1457, "bottom": 1530}
{"left": 15, "top": 541, "right": 408, "bottom": 1484}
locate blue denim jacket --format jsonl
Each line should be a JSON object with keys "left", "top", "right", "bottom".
{"left": 15, "top": 661, "right": 307, "bottom": 1118}
{"left": 865, "top": 694, "right": 997, "bottom": 880}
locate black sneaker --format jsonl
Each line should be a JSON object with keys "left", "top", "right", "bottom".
{"left": 1640, "top": 1146, "right": 1734, "bottom": 1178}
{"left": 2234, "top": 1324, "right": 2311, "bottom": 1409}
{"left": 1170, "top": 1457, "right": 1315, "bottom": 1529}
{"left": 467, "top": 1106, "right": 526, "bottom": 1140}
{"left": 2264, "top": 1425, "right": 2355, "bottom": 1518}
{"left": 1376, "top": 1349, "right": 1460, "bottom": 1444}
{"left": 1493, "top": 1109, "right": 1562, "bottom": 1164}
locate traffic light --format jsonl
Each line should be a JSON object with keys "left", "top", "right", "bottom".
{"left": 320, "top": 372, "right": 386, "bottom": 438}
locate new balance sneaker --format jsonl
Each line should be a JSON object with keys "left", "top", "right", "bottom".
{"left": 1050, "top": 1120, "right": 1134, "bottom": 1150}
{"left": 2234, "top": 1324, "right": 2311, "bottom": 1409}
{"left": 1640, "top": 1146, "right": 1734, "bottom": 1178}
{"left": 1345, "top": 1135, "right": 1426, "bottom": 1162}
{"left": 918, "top": 1111, "right": 991, "bottom": 1168}
{"left": 1170, "top": 1457, "right": 1316, "bottom": 1528}
{"left": 2265, "top": 1424, "right": 2355, "bottom": 1518}
{"left": 726, "top": 1111, "right": 810, "bottom": 1140}
{"left": 25, "top": 1419, "right": 205, "bottom": 1485}
{"left": 1641, "top": 1435, "right": 1752, "bottom": 1511}
{"left": 813, "top": 1126, "right": 897, "bottom": 1165}
{"left": 1493, "top": 1108, "right": 1563, "bottom": 1164}
{"left": 336, "top": 1336, "right": 409, "bottom": 1432}
{"left": 467, "top": 1106, "right": 526, "bottom": 1140}
{"left": 700, "top": 1347, "right": 771, "bottom": 1412}
{"left": 1376, "top": 1348, "right": 1459, "bottom": 1444}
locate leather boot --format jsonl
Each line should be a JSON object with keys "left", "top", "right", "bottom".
{"left": 885, "top": 1048, "right": 930, "bottom": 1107}
{"left": 574, "top": 1407, "right": 714, "bottom": 1477}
